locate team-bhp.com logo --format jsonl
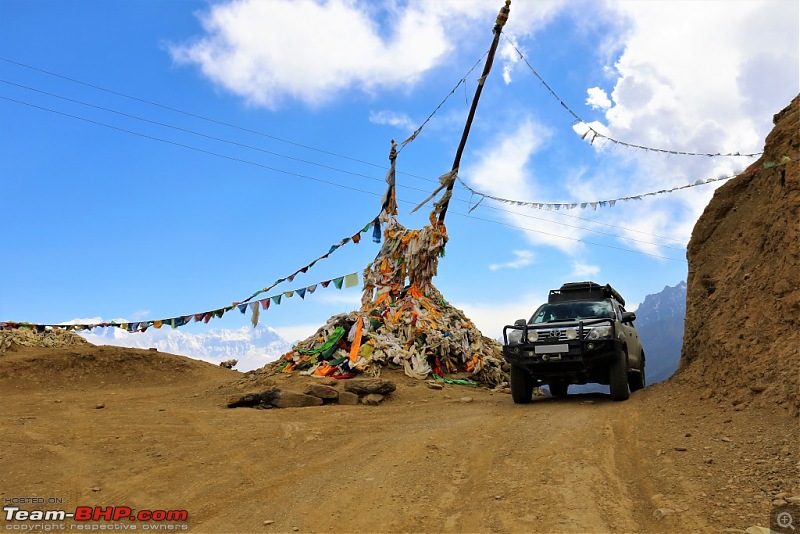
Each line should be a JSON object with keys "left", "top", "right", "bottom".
{"left": 4, "top": 505, "right": 188, "bottom": 527}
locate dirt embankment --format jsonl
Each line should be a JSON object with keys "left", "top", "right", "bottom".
{"left": 678, "top": 95, "right": 800, "bottom": 416}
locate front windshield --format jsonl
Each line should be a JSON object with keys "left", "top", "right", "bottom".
{"left": 530, "top": 301, "right": 614, "bottom": 323}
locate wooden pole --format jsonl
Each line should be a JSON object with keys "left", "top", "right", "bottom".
{"left": 438, "top": 0, "right": 510, "bottom": 224}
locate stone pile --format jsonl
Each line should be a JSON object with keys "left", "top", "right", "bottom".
{"left": 0, "top": 326, "right": 89, "bottom": 354}
{"left": 227, "top": 377, "right": 397, "bottom": 409}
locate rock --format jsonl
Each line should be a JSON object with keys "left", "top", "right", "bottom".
{"left": 745, "top": 527, "right": 771, "bottom": 534}
{"left": 786, "top": 495, "right": 800, "bottom": 504}
{"left": 772, "top": 499, "right": 787, "bottom": 506}
{"left": 344, "top": 378, "right": 396, "bottom": 395}
{"left": 653, "top": 508, "right": 675, "bottom": 520}
{"left": 721, "top": 436, "right": 732, "bottom": 442}
{"left": 227, "top": 389, "right": 279, "bottom": 408}
{"left": 305, "top": 384, "right": 339, "bottom": 400}
{"left": 95, "top": 404, "right": 105, "bottom": 409}
{"left": 427, "top": 382, "right": 444, "bottom": 390}
{"left": 361, "top": 394, "right": 385, "bottom": 406}
{"left": 270, "top": 391, "right": 323, "bottom": 408}
{"left": 749, "top": 384, "right": 767, "bottom": 393}
{"left": 459, "top": 397, "right": 473, "bottom": 403}
{"left": 91, "top": 487, "right": 101, "bottom": 492}
{"left": 674, "top": 447, "right": 687, "bottom": 452}
{"left": 263, "top": 520, "right": 274, "bottom": 526}
{"left": 337, "top": 391, "right": 359, "bottom": 405}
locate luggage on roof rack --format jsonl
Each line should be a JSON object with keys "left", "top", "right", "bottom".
{"left": 548, "top": 281, "right": 625, "bottom": 306}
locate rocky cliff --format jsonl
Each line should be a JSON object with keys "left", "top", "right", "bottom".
{"left": 678, "top": 95, "right": 799, "bottom": 415}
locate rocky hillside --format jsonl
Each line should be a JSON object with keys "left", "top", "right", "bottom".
{"left": 678, "top": 95, "right": 799, "bottom": 416}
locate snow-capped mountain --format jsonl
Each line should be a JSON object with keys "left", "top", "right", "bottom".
{"left": 75, "top": 321, "right": 291, "bottom": 372}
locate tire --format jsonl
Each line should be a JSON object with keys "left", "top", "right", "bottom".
{"left": 510, "top": 365, "right": 534, "bottom": 404}
{"left": 609, "top": 349, "right": 630, "bottom": 401}
{"left": 629, "top": 353, "right": 646, "bottom": 392}
{"left": 548, "top": 380, "right": 569, "bottom": 397}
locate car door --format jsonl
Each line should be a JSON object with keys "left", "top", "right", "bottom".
{"left": 618, "top": 304, "right": 642, "bottom": 367}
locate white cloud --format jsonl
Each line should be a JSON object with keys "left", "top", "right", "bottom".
{"left": 561, "top": 0, "right": 798, "bottom": 256}
{"left": 169, "top": 0, "right": 496, "bottom": 109}
{"left": 466, "top": 118, "right": 590, "bottom": 254}
{"left": 488, "top": 250, "right": 535, "bottom": 271}
{"left": 455, "top": 291, "right": 548, "bottom": 341}
{"left": 368, "top": 110, "right": 415, "bottom": 130}
{"left": 569, "top": 261, "right": 600, "bottom": 279}
{"left": 586, "top": 87, "right": 611, "bottom": 110}
{"left": 271, "top": 323, "right": 321, "bottom": 345}
{"left": 499, "top": 35, "right": 522, "bottom": 84}
{"left": 168, "top": 0, "right": 571, "bottom": 110}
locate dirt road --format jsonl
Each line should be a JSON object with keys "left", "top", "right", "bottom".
{"left": 1, "top": 344, "right": 795, "bottom": 533}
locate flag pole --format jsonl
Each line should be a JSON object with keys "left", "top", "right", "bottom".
{"left": 437, "top": 0, "right": 510, "bottom": 224}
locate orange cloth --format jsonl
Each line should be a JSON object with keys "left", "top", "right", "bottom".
{"left": 349, "top": 317, "right": 364, "bottom": 363}
{"left": 409, "top": 284, "right": 423, "bottom": 299}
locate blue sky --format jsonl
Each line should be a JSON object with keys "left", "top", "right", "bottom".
{"left": 1, "top": 0, "right": 797, "bottom": 344}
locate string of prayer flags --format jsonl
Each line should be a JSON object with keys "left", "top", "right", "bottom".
{"left": 1, "top": 271, "right": 361, "bottom": 333}
{"left": 235, "top": 217, "right": 379, "bottom": 306}
{"left": 503, "top": 34, "right": 762, "bottom": 159}
{"left": 456, "top": 169, "right": 752, "bottom": 213}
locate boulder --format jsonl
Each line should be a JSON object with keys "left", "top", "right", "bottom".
{"left": 270, "top": 391, "right": 324, "bottom": 408}
{"left": 305, "top": 384, "right": 339, "bottom": 400}
{"left": 361, "top": 394, "right": 385, "bottom": 406}
{"left": 344, "top": 378, "right": 396, "bottom": 395}
{"left": 227, "top": 389, "right": 279, "bottom": 408}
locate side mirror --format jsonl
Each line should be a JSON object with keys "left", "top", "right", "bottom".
{"left": 514, "top": 319, "right": 526, "bottom": 326}
{"left": 621, "top": 312, "right": 636, "bottom": 323}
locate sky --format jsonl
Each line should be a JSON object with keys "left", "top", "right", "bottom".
{"left": 1, "top": 0, "right": 798, "bottom": 346}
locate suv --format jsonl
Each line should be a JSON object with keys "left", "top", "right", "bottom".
{"left": 502, "top": 281, "right": 645, "bottom": 403}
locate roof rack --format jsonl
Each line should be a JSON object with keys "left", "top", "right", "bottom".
{"left": 548, "top": 281, "right": 625, "bottom": 306}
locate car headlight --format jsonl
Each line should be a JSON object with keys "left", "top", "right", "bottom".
{"left": 508, "top": 329, "right": 523, "bottom": 344}
{"left": 565, "top": 328, "right": 578, "bottom": 340}
{"left": 587, "top": 325, "right": 612, "bottom": 339}
{"left": 527, "top": 330, "right": 539, "bottom": 342}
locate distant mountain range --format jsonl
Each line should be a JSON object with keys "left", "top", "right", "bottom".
{"left": 76, "top": 322, "right": 292, "bottom": 372}
{"left": 635, "top": 280, "right": 687, "bottom": 383}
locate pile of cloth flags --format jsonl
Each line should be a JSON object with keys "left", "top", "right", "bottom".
{"left": 273, "top": 213, "right": 506, "bottom": 387}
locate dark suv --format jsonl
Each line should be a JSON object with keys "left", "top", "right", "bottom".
{"left": 502, "top": 281, "right": 645, "bottom": 403}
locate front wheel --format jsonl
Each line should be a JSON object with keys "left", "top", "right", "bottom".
{"left": 609, "top": 349, "right": 630, "bottom": 401}
{"left": 510, "top": 365, "right": 534, "bottom": 404}
{"left": 629, "top": 353, "right": 646, "bottom": 392}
